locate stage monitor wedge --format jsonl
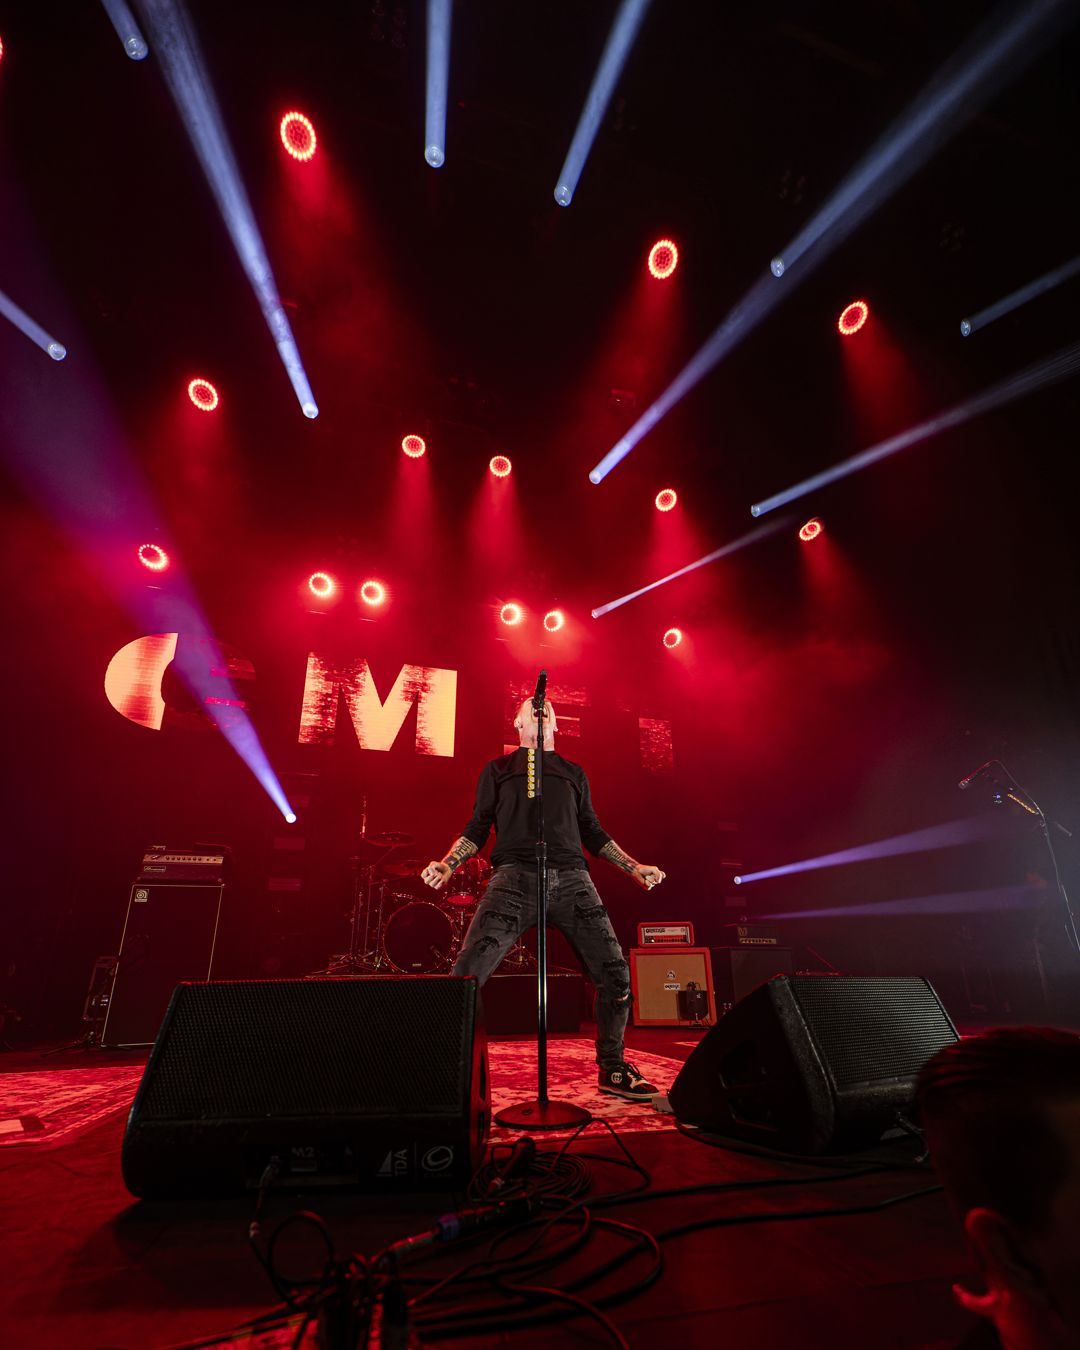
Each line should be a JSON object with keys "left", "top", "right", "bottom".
{"left": 122, "top": 977, "right": 488, "bottom": 1198}
{"left": 668, "top": 974, "right": 958, "bottom": 1155}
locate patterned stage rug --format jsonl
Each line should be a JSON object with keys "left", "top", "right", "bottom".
{"left": 0, "top": 1065, "right": 145, "bottom": 1149}
{"left": 0, "top": 1042, "right": 680, "bottom": 1152}
{"left": 486, "top": 1039, "right": 679, "bottom": 1142}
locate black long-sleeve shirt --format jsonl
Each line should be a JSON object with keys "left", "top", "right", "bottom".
{"left": 459, "top": 748, "right": 612, "bottom": 870}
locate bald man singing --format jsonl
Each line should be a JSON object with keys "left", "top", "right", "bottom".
{"left": 423, "top": 698, "right": 666, "bottom": 1100}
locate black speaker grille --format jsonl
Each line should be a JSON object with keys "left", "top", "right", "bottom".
{"left": 788, "top": 976, "right": 955, "bottom": 1089}
{"left": 138, "top": 979, "right": 473, "bottom": 1120}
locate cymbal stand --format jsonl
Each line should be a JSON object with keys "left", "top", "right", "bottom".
{"left": 348, "top": 860, "right": 383, "bottom": 971}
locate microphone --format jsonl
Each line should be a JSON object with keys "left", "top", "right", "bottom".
{"left": 532, "top": 669, "right": 548, "bottom": 714}
{"left": 380, "top": 1197, "right": 536, "bottom": 1262}
{"left": 958, "top": 760, "right": 997, "bottom": 791}
{"left": 490, "top": 1136, "right": 536, "bottom": 1191}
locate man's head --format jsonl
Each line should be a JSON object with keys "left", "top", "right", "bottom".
{"left": 514, "top": 698, "right": 557, "bottom": 749}
{"left": 916, "top": 1028, "right": 1080, "bottom": 1343}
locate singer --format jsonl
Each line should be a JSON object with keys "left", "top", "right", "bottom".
{"left": 422, "top": 696, "right": 666, "bottom": 1100}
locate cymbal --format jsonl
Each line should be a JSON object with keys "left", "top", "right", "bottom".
{"left": 380, "top": 858, "right": 423, "bottom": 877}
{"left": 365, "top": 830, "right": 415, "bottom": 847}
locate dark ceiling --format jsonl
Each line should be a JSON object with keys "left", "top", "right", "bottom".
{"left": 2, "top": 0, "right": 1079, "bottom": 653}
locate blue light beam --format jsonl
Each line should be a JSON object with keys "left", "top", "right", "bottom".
{"left": 760, "top": 884, "right": 1039, "bottom": 921}
{"left": 553, "top": 0, "right": 651, "bottom": 207}
{"left": 0, "top": 297, "right": 295, "bottom": 823}
{"left": 590, "top": 273, "right": 780, "bottom": 482}
{"left": 0, "top": 288, "right": 67, "bottom": 360}
{"left": 589, "top": 0, "right": 1073, "bottom": 483}
{"left": 770, "top": 0, "right": 1071, "bottom": 280}
{"left": 138, "top": 0, "right": 318, "bottom": 418}
{"left": 424, "top": 0, "right": 452, "bottom": 167}
{"left": 961, "top": 254, "right": 1080, "bottom": 336}
{"left": 750, "top": 339, "right": 1080, "bottom": 517}
{"left": 591, "top": 517, "right": 790, "bottom": 618}
{"left": 100, "top": 0, "right": 149, "bottom": 59}
{"left": 733, "top": 816, "right": 999, "bottom": 886}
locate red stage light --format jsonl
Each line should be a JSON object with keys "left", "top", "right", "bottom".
{"left": 655, "top": 488, "right": 678, "bottom": 512}
{"left": 499, "top": 602, "right": 524, "bottom": 626}
{"left": 838, "top": 300, "right": 869, "bottom": 336}
{"left": 543, "top": 609, "right": 566, "bottom": 633}
{"left": 187, "top": 377, "right": 219, "bottom": 412}
{"left": 401, "top": 434, "right": 426, "bottom": 458}
{"left": 663, "top": 627, "right": 683, "bottom": 649}
{"left": 359, "top": 579, "right": 386, "bottom": 607}
{"left": 280, "top": 111, "right": 317, "bottom": 162}
{"left": 308, "top": 571, "right": 335, "bottom": 598}
{"left": 799, "top": 518, "right": 824, "bottom": 542}
{"left": 489, "top": 455, "right": 512, "bottom": 478}
{"left": 137, "top": 543, "right": 169, "bottom": 572}
{"left": 648, "top": 239, "right": 679, "bottom": 280}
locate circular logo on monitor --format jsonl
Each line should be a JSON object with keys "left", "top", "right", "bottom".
{"left": 422, "top": 1145, "right": 454, "bottom": 1173}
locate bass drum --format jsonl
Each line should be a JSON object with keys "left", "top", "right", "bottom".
{"left": 383, "top": 902, "right": 456, "bottom": 974}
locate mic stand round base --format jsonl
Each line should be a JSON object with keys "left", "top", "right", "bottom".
{"left": 494, "top": 1098, "right": 592, "bottom": 1131}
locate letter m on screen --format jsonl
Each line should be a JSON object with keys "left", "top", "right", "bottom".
{"left": 298, "top": 656, "right": 457, "bottom": 756}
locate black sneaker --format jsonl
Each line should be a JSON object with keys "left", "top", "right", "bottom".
{"left": 598, "top": 1060, "right": 660, "bottom": 1101}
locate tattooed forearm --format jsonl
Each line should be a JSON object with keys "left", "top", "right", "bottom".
{"left": 441, "top": 837, "right": 478, "bottom": 872}
{"left": 599, "top": 840, "right": 640, "bottom": 875}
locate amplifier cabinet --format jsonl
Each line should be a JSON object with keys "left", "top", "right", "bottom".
{"left": 712, "top": 945, "right": 794, "bottom": 1008}
{"left": 630, "top": 946, "right": 717, "bottom": 1026}
{"left": 101, "top": 883, "right": 224, "bottom": 1048}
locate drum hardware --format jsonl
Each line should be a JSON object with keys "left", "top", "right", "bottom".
{"left": 380, "top": 857, "right": 424, "bottom": 879}
{"left": 317, "top": 802, "right": 419, "bottom": 977}
{"left": 365, "top": 830, "right": 415, "bottom": 848}
{"left": 441, "top": 856, "right": 492, "bottom": 909}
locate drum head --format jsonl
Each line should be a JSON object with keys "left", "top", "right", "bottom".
{"left": 383, "top": 902, "right": 455, "bottom": 973}
{"left": 443, "top": 856, "right": 493, "bottom": 908}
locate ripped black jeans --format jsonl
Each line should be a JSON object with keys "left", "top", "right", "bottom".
{"left": 451, "top": 865, "right": 631, "bottom": 1070}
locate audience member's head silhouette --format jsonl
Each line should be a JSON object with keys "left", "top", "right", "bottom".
{"left": 917, "top": 1027, "right": 1080, "bottom": 1350}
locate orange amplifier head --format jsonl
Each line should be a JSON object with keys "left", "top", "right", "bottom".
{"left": 637, "top": 921, "right": 694, "bottom": 946}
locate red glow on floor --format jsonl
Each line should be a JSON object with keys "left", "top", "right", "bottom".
{"left": 402, "top": 434, "right": 426, "bottom": 458}
{"left": 489, "top": 455, "right": 512, "bottom": 478}
{"left": 280, "top": 112, "right": 317, "bottom": 161}
{"left": 308, "top": 572, "right": 335, "bottom": 598}
{"left": 663, "top": 627, "right": 683, "bottom": 649}
{"left": 799, "top": 518, "right": 824, "bottom": 542}
{"left": 655, "top": 488, "right": 678, "bottom": 512}
{"left": 838, "top": 300, "right": 869, "bottom": 336}
{"left": 499, "top": 602, "right": 524, "bottom": 626}
{"left": 187, "top": 378, "right": 219, "bottom": 412}
{"left": 543, "top": 609, "right": 566, "bottom": 633}
{"left": 359, "top": 579, "right": 386, "bottom": 607}
{"left": 137, "top": 543, "right": 169, "bottom": 572}
{"left": 648, "top": 239, "right": 679, "bottom": 280}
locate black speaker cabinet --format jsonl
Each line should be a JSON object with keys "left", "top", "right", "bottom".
{"left": 101, "top": 882, "right": 224, "bottom": 1048}
{"left": 669, "top": 974, "right": 958, "bottom": 1154}
{"left": 712, "top": 945, "right": 794, "bottom": 1008}
{"left": 122, "top": 977, "right": 489, "bottom": 1198}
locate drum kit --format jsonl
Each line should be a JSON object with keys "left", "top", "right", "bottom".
{"left": 316, "top": 826, "right": 533, "bottom": 978}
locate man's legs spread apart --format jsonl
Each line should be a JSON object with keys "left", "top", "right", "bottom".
{"left": 451, "top": 866, "right": 534, "bottom": 984}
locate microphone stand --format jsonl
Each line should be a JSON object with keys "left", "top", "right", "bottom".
{"left": 495, "top": 674, "right": 591, "bottom": 1131}
{"left": 993, "top": 763, "right": 1080, "bottom": 960}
